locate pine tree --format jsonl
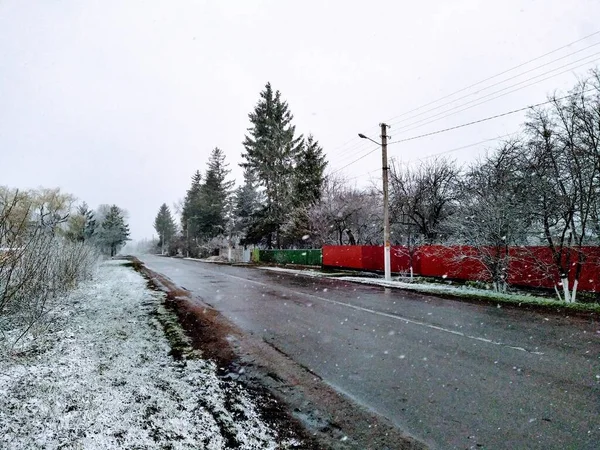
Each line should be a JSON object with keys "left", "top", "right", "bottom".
{"left": 241, "top": 82, "right": 303, "bottom": 248}
{"left": 97, "top": 205, "right": 130, "bottom": 256}
{"left": 293, "top": 134, "right": 327, "bottom": 208}
{"left": 65, "top": 202, "right": 96, "bottom": 242}
{"left": 196, "top": 148, "right": 234, "bottom": 239}
{"left": 78, "top": 202, "right": 97, "bottom": 241}
{"left": 154, "top": 203, "right": 176, "bottom": 251}
{"left": 234, "top": 169, "right": 262, "bottom": 243}
{"left": 181, "top": 170, "right": 202, "bottom": 234}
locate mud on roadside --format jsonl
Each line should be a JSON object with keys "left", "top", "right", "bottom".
{"left": 122, "top": 256, "right": 427, "bottom": 450}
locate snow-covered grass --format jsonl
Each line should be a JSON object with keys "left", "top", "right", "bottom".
{"left": 336, "top": 276, "right": 600, "bottom": 311}
{"left": 261, "top": 266, "right": 600, "bottom": 312}
{"left": 260, "top": 267, "right": 330, "bottom": 277}
{"left": 0, "top": 260, "right": 296, "bottom": 449}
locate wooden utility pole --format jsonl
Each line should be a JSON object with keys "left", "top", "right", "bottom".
{"left": 381, "top": 123, "right": 391, "bottom": 281}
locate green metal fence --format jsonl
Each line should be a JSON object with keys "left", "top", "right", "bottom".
{"left": 256, "top": 249, "right": 322, "bottom": 266}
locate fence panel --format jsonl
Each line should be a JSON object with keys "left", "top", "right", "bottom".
{"left": 258, "top": 249, "right": 322, "bottom": 266}
{"left": 323, "top": 245, "right": 600, "bottom": 292}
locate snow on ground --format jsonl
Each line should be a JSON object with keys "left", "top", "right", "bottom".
{"left": 261, "top": 266, "right": 562, "bottom": 305}
{"left": 335, "top": 276, "right": 559, "bottom": 303}
{"left": 259, "top": 267, "right": 329, "bottom": 277}
{"left": 0, "top": 260, "right": 294, "bottom": 449}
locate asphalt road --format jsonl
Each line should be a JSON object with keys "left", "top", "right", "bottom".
{"left": 139, "top": 255, "right": 600, "bottom": 449}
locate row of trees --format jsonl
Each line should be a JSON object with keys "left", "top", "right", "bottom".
{"left": 368, "top": 71, "right": 599, "bottom": 301}
{"left": 152, "top": 73, "right": 599, "bottom": 301}
{"left": 155, "top": 83, "right": 328, "bottom": 258}
{"left": 275, "top": 71, "right": 598, "bottom": 302}
{"left": 66, "top": 203, "right": 130, "bottom": 257}
{"left": 1, "top": 186, "right": 131, "bottom": 349}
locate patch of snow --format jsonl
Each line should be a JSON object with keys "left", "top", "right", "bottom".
{"left": 335, "top": 276, "right": 554, "bottom": 304}
{"left": 260, "top": 266, "right": 327, "bottom": 277}
{"left": 0, "top": 261, "right": 292, "bottom": 449}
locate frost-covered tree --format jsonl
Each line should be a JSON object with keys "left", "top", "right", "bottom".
{"left": 523, "top": 74, "right": 600, "bottom": 302}
{"left": 154, "top": 203, "right": 176, "bottom": 252}
{"left": 389, "top": 157, "right": 460, "bottom": 244}
{"left": 282, "top": 135, "right": 329, "bottom": 246}
{"left": 234, "top": 169, "right": 262, "bottom": 244}
{"left": 307, "top": 175, "right": 381, "bottom": 246}
{"left": 181, "top": 170, "right": 202, "bottom": 236}
{"left": 65, "top": 202, "right": 96, "bottom": 242}
{"left": 28, "top": 188, "right": 75, "bottom": 235}
{"left": 241, "top": 82, "right": 303, "bottom": 248}
{"left": 292, "top": 135, "right": 328, "bottom": 207}
{"left": 1, "top": 187, "right": 99, "bottom": 347}
{"left": 450, "top": 141, "right": 532, "bottom": 292}
{"left": 97, "top": 205, "right": 130, "bottom": 257}
{"left": 195, "top": 147, "right": 234, "bottom": 240}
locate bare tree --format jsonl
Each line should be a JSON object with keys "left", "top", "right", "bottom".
{"left": 389, "top": 157, "right": 461, "bottom": 244}
{"left": 1, "top": 187, "right": 99, "bottom": 350}
{"left": 449, "top": 141, "right": 532, "bottom": 292}
{"left": 307, "top": 174, "right": 381, "bottom": 246}
{"left": 524, "top": 73, "right": 600, "bottom": 302}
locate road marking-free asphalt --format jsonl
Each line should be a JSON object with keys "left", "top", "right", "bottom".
{"left": 189, "top": 264, "right": 545, "bottom": 356}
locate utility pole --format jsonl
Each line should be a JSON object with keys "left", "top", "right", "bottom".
{"left": 381, "top": 123, "right": 391, "bottom": 281}
{"left": 358, "top": 125, "right": 392, "bottom": 281}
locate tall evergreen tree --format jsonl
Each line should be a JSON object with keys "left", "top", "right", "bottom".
{"left": 97, "top": 205, "right": 130, "bottom": 256}
{"left": 234, "top": 169, "right": 262, "bottom": 243}
{"left": 196, "top": 147, "right": 234, "bottom": 239}
{"left": 181, "top": 170, "right": 202, "bottom": 234}
{"left": 281, "top": 135, "right": 328, "bottom": 246}
{"left": 292, "top": 134, "right": 327, "bottom": 207}
{"left": 78, "top": 202, "right": 97, "bottom": 241}
{"left": 241, "top": 82, "right": 303, "bottom": 248}
{"left": 65, "top": 202, "right": 96, "bottom": 242}
{"left": 154, "top": 203, "right": 176, "bottom": 251}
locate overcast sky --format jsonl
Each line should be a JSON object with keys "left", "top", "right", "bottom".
{"left": 1, "top": 0, "right": 599, "bottom": 239}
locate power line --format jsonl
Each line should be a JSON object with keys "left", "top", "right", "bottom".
{"left": 345, "top": 168, "right": 381, "bottom": 181}
{"left": 338, "top": 135, "right": 516, "bottom": 183}
{"left": 388, "top": 55, "right": 600, "bottom": 136}
{"left": 387, "top": 43, "right": 600, "bottom": 130}
{"left": 327, "top": 30, "right": 600, "bottom": 159}
{"left": 398, "top": 134, "right": 516, "bottom": 164}
{"left": 385, "top": 30, "right": 600, "bottom": 124}
{"left": 330, "top": 145, "right": 380, "bottom": 175}
{"left": 387, "top": 89, "right": 593, "bottom": 146}
{"left": 336, "top": 57, "right": 599, "bottom": 163}
{"left": 331, "top": 90, "right": 591, "bottom": 176}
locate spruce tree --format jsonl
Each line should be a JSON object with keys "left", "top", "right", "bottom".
{"left": 78, "top": 202, "right": 97, "bottom": 241}
{"left": 181, "top": 170, "right": 202, "bottom": 234}
{"left": 234, "top": 169, "right": 262, "bottom": 243}
{"left": 65, "top": 202, "right": 96, "bottom": 242}
{"left": 98, "top": 205, "right": 130, "bottom": 256}
{"left": 196, "top": 148, "right": 234, "bottom": 239}
{"left": 153, "top": 203, "right": 176, "bottom": 250}
{"left": 293, "top": 134, "right": 327, "bottom": 207}
{"left": 241, "top": 82, "right": 303, "bottom": 248}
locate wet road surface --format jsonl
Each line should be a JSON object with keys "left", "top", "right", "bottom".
{"left": 139, "top": 255, "right": 600, "bottom": 449}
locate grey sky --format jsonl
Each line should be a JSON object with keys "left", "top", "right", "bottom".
{"left": 1, "top": 0, "right": 599, "bottom": 239}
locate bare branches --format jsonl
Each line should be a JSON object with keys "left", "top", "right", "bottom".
{"left": 0, "top": 188, "right": 100, "bottom": 351}
{"left": 389, "top": 157, "right": 461, "bottom": 244}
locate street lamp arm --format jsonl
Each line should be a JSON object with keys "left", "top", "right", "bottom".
{"left": 358, "top": 133, "right": 380, "bottom": 146}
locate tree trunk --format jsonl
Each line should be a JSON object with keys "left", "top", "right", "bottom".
{"left": 561, "top": 277, "right": 571, "bottom": 303}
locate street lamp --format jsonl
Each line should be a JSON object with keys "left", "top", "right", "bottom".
{"left": 359, "top": 123, "right": 391, "bottom": 281}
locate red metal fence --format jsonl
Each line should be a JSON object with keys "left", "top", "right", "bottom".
{"left": 322, "top": 245, "right": 600, "bottom": 293}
